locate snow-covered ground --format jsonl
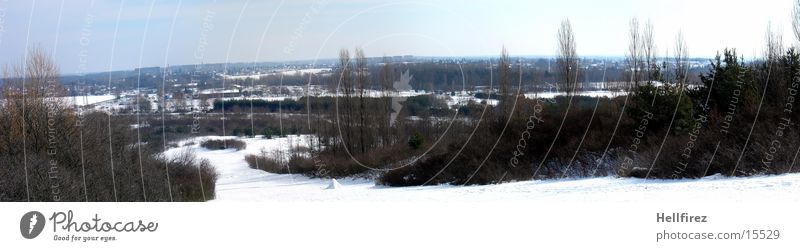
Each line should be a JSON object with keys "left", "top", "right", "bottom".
{"left": 446, "top": 94, "right": 499, "bottom": 107}
{"left": 59, "top": 95, "right": 117, "bottom": 106}
{"left": 221, "top": 68, "right": 332, "bottom": 80}
{"left": 163, "top": 136, "right": 800, "bottom": 203}
{"left": 1, "top": 95, "right": 117, "bottom": 107}
{"left": 526, "top": 90, "right": 627, "bottom": 99}
{"left": 281, "top": 68, "right": 330, "bottom": 76}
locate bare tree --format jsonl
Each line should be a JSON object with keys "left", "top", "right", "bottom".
{"left": 498, "top": 46, "right": 511, "bottom": 106}
{"left": 764, "top": 22, "right": 788, "bottom": 102}
{"left": 673, "top": 31, "right": 688, "bottom": 89}
{"left": 157, "top": 82, "right": 166, "bottom": 113}
{"left": 765, "top": 22, "right": 784, "bottom": 63}
{"left": 338, "top": 49, "right": 353, "bottom": 95}
{"left": 3, "top": 46, "right": 63, "bottom": 100}
{"left": 337, "top": 49, "right": 353, "bottom": 154}
{"left": 381, "top": 56, "right": 394, "bottom": 92}
{"left": 354, "top": 47, "right": 368, "bottom": 154}
{"left": 556, "top": 19, "right": 579, "bottom": 96}
{"left": 627, "top": 18, "right": 643, "bottom": 87}
{"left": 379, "top": 56, "right": 394, "bottom": 145}
{"left": 642, "top": 19, "right": 657, "bottom": 84}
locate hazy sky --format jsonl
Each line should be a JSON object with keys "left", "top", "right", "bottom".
{"left": 0, "top": 0, "right": 796, "bottom": 74}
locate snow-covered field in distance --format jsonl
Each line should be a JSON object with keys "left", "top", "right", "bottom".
{"left": 221, "top": 68, "right": 332, "bottom": 80}
{"left": 59, "top": 95, "right": 117, "bottom": 106}
{"left": 0, "top": 95, "right": 117, "bottom": 106}
{"left": 525, "top": 90, "right": 627, "bottom": 99}
{"left": 164, "top": 136, "right": 800, "bottom": 203}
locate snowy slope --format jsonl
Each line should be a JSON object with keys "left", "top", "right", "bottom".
{"left": 164, "top": 136, "right": 800, "bottom": 202}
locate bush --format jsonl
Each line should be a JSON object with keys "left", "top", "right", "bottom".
{"left": 245, "top": 144, "right": 375, "bottom": 178}
{"left": 175, "top": 126, "right": 189, "bottom": 134}
{"left": 200, "top": 139, "right": 246, "bottom": 151}
{"left": 245, "top": 152, "right": 288, "bottom": 173}
{"left": 408, "top": 132, "right": 424, "bottom": 149}
{"left": 161, "top": 150, "right": 219, "bottom": 201}
{"left": 245, "top": 151, "right": 319, "bottom": 175}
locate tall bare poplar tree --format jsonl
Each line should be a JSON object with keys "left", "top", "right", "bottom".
{"left": 673, "top": 31, "right": 688, "bottom": 89}
{"left": 627, "top": 18, "right": 643, "bottom": 87}
{"left": 354, "top": 48, "right": 368, "bottom": 154}
{"left": 498, "top": 46, "right": 511, "bottom": 107}
{"left": 337, "top": 49, "right": 353, "bottom": 154}
{"left": 556, "top": 19, "right": 578, "bottom": 96}
{"left": 643, "top": 20, "right": 657, "bottom": 84}
{"left": 379, "top": 56, "right": 394, "bottom": 145}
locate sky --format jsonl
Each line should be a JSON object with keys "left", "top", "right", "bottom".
{"left": 0, "top": 0, "right": 796, "bottom": 74}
